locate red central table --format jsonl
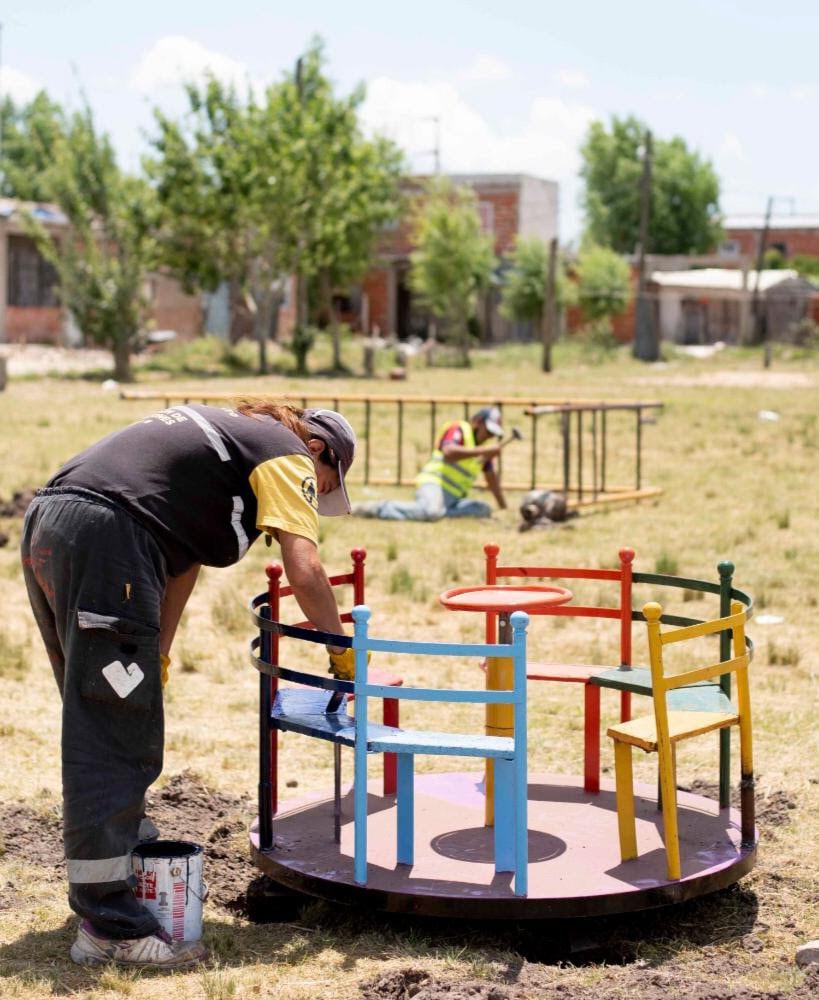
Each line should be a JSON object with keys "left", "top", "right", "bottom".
{"left": 439, "top": 584, "right": 573, "bottom": 825}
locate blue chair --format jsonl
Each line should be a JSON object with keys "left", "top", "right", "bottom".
{"left": 348, "top": 605, "right": 530, "bottom": 896}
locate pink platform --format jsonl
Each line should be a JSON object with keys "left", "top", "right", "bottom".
{"left": 250, "top": 771, "right": 757, "bottom": 919}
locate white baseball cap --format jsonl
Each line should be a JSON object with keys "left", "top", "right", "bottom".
{"left": 472, "top": 406, "right": 503, "bottom": 438}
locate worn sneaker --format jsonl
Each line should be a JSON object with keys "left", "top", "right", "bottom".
{"left": 70, "top": 920, "right": 207, "bottom": 968}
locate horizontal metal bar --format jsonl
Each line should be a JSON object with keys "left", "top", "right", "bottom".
{"left": 362, "top": 684, "right": 519, "bottom": 704}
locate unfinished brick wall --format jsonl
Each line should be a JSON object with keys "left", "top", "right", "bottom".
{"left": 725, "top": 227, "right": 819, "bottom": 258}
{"left": 5, "top": 306, "right": 64, "bottom": 344}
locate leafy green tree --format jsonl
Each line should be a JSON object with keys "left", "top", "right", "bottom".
{"left": 762, "top": 247, "right": 786, "bottom": 270}
{"left": 147, "top": 75, "right": 293, "bottom": 373}
{"left": 580, "top": 115, "right": 722, "bottom": 254}
{"left": 408, "top": 178, "right": 496, "bottom": 366}
{"left": 0, "top": 91, "right": 64, "bottom": 201}
{"left": 789, "top": 254, "right": 819, "bottom": 280}
{"left": 147, "top": 39, "right": 403, "bottom": 374}
{"left": 278, "top": 43, "right": 404, "bottom": 371}
{"left": 24, "top": 106, "right": 157, "bottom": 381}
{"left": 576, "top": 243, "right": 632, "bottom": 321}
{"left": 500, "top": 236, "right": 575, "bottom": 370}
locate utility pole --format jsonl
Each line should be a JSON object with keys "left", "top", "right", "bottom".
{"left": 751, "top": 195, "right": 774, "bottom": 364}
{"left": 417, "top": 115, "right": 441, "bottom": 174}
{"left": 632, "top": 130, "right": 656, "bottom": 360}
{"left": 541, "top": 236, "right": 557, "bottom": 373}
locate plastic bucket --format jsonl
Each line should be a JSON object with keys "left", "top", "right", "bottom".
{"left": 132, "top": 840, "right": 206, "bottom": 941}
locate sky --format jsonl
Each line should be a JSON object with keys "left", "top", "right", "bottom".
{"left": 2, "top": 0, "right": 818, "bottom": 242}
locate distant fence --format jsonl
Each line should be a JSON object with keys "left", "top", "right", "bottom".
{"left": 119, "top": 390, "right": 664, "bottom": 507}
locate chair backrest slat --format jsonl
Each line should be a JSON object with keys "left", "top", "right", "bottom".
{"left": 644, "top": 600, "right": 750, "bottom": 704}
{"left": 352, "top": 604, "right": 529, "bottom": 712}
{"left": 484, "top": 542, "right": 634, "bottom": 665}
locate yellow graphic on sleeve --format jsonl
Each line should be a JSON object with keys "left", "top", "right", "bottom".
{"left": 249, "top": 454, "right": 319, "bottom": 545}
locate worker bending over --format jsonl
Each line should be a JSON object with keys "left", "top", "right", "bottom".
{"left": 21, "top": 400, "right": 358, "bottom": 969}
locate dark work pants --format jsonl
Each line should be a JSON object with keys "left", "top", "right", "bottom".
{"left": 21, "top": 488, "right": 167, "bottom": 938}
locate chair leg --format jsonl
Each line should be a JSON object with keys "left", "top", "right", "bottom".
{"left": 583, "top": 682, "right": 601, "bottom": 793}
{"left": 493, "top": 757, "right": 514, "bottom": 874}
{"left": 620, "top": 689, "right": 632, "bottom": 723}
{"left": 658, "top": 741, "right": 681, "bottom": 880}
{"left": 719, "top": 728, "right": 731, "bottom": 809}
{"left": 382, "top": 697, "right": 398, "bottom": 796}
{"left": 613, "top": 740, "right": 637, "bottom": 861}
{"left": 738, "top": 719, "right": 756, "bottom": 846}
{"left": 396, "top": 753, "right": 414, "bottom": 866}
{"left": 333, "top": 743, "right": 342, "bottom": 844}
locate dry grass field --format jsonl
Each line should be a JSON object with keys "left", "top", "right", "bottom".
{"left": 0, "top": 341, "right": 817, "bottom": 999}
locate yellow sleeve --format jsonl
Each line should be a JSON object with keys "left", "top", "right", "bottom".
{"left": 249, "top": 454, "right": 319, "bottom": 545}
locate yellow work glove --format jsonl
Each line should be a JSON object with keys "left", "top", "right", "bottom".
{"left": 327, "top": 648, "right": 370, "bottom": 681}
{"left": 160, "top": 654, "right": 171, "bottom": 688}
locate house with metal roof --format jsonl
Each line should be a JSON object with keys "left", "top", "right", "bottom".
{"left": 649, "top": 267, "right": 817, "bottom": 344}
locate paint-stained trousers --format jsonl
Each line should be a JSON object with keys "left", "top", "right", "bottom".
{"left": 21, "top": 488, "right": 166, "bottom": 938}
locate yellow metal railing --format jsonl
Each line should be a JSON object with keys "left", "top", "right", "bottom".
{"left": 119, "top": 389, "right": 664, "bottom": 505}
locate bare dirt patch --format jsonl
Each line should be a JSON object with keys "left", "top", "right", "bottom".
{"left": 0, "top": 771, "right": 278, "bottom": 919}
{"left": 0, "top": 344, "right": 113, "bottom": 377}
{"left": 0, "top": 489, "right": 36, "bottom": 518}
{"left": 681, "top": 780, "right": 797, "bottom": 828}
{"left": 359, "top": 965, "right": 819, "bottom": 1000}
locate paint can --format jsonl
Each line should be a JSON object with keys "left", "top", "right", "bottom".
{"left": 132, "top": 840, "right": 207, "bottom": 941}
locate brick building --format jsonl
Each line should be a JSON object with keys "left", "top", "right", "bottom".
{"left": 359, "top": 173, "right": 558, "bottom": 341}
{"left": 0, "top": 198, "right": 203, "bottom": 346}
{"left": 721, "top": 214, "right": 819, "bottom": 260}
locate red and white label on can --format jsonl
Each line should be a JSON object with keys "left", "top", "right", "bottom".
{"left": 135, "top": 869, "right": 157, "bottom": 900}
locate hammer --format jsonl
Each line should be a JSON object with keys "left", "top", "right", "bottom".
{"left": 498, "top": 427, "right": 523, "bottom": 450}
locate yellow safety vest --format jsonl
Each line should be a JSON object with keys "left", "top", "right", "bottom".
{"left": 416, "top": 420, "right": 484, "bottom": 499}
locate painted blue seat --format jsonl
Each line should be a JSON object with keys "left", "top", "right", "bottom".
{"left": 250, "top": 602, "right": 531, "bottom": 895}
{"left": 349, "top": 605, "right": 530, "bottom": 896}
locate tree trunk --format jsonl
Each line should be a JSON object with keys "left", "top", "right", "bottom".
{"left": 112, "top": 338, "right": 132, "bottom": 383}
{"left": 320, "top": 270, "right": 342, "bottom": 371}
{"left": 459, "top": 327, "right": 471, "bottom": 367}
{"left": 245, "top": 284, "right": 270, "bottom": 375}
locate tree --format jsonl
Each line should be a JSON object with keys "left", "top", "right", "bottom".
{"left": 789, "top": 254, "right": 819, "bottom": 280}
{"left": 408, "top": 178, "right": 496, "bottom": 366}
{"left": 280, "top": 44, "right": 404, "bottom": 371}
{"left": 147, "top": 39, "right": 403, "bottom": 374}
{"left": 24, "top": 106, "right": 157, "bottom": 381}
{"left": 576, "top": 243, "right": 632, "bottom": 322}
{"left": 580, "top": 115, "right": 722, "bottom": 254}
{"left": 500, "top": 236, "right": 575, "bottom": 371}
{"left": 0, "top": 91, "right": 64, "bottom": 201}
{"left": 147, "top": 76, "right": 292, "bottom": 374}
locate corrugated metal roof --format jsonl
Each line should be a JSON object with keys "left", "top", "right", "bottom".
{"left": 723, "top": 214, "right": 819, "bottom": 231}
{"left": 650, "top": 268, "right": 799, "bottom": 291}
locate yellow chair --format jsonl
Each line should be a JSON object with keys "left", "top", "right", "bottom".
{"left": 607, "top": 600, "right": 755, "bottom": 881}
